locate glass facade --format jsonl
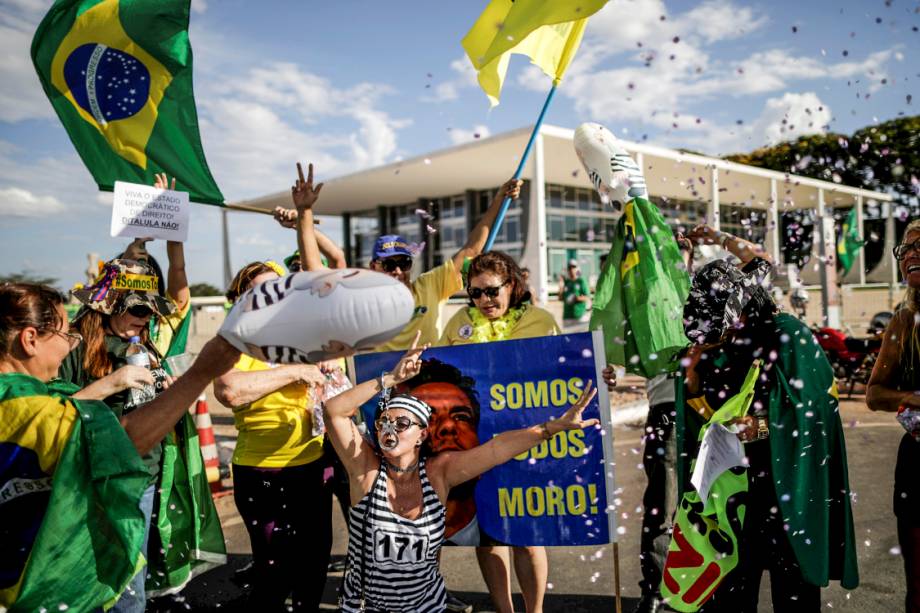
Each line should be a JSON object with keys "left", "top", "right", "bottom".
{"left": 346, "top": 178, "right": 859, "bottom": 289}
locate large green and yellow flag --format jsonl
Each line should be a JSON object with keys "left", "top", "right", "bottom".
{"left": 590, "top": 197, "right": 691, "bottom": 378}
{"left": 463, "top": 0, "right": 607, "bottom": 106}
{"left": 146, "top": 313, "right": 227, "bottom": 596}
{"left": 31, "top": 0, "right": 223, "bottom": 204}
{"left": 1, "top": 374, "right": 149, "bottom": 612}
{"left": 837, "top": 207, "right": 865, "bottom": 275}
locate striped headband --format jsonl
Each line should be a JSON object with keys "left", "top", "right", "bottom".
{"left": 383, "top": 394, "right": 432, "bottom": 427}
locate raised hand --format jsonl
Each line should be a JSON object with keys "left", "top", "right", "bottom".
{"left": 273, "top": 206, "right": 299, "bottom": 229}
{"left": 551, "top": 381, "right": 599, "bottom": 432}
{"left": 687, "top": 224, "right": 720, "bottom": 246}
{"left": 154, "top": 173, "right": 176, "bottom": 191}
{"left": 500, "top": 178, "right": 523, "bottom": 200}
{"left": 388, "top": 331, "right": 428, "bottom": 385}
{"left": 291, "top": 162, "right": 324, "bottom": 213}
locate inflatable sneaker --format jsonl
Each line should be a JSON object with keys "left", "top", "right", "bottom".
{"left": 220, "top": 268, "right": 415, "bottom": 363}
{"left": 573, "top": 122, "right": 648, "bottom": 213}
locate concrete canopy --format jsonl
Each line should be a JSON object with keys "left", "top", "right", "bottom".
{"left": 228, "top": 123, "right": 891, "bottom": 216}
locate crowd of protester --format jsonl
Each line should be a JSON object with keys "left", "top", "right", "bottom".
{"left": 1, "top": 159, "right": 917, "bottom": 613}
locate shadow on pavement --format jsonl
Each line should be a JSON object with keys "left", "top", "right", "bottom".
{"left": 146, "top": 553, "right": 636, "bottom": 612}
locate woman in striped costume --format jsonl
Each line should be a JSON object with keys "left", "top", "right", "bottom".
{"left": 324, "top": 333, "right": 598, "bottom": 612}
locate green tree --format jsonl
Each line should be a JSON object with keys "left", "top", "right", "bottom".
{"left": 0, "top": 272, "right": 59, "bottom": 288}
{"left": 188, "top": 282, "right": 222, "bottom": 297}
{"left": 725, "top": 115, "right": 920, "bottom": 208}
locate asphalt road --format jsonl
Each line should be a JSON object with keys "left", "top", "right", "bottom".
{"left": 149, "top": 393, "right": 906, "bottom": 612}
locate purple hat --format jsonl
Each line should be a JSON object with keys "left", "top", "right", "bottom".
{"left": 373, "top": 235, "right": 414, "bottom": 261}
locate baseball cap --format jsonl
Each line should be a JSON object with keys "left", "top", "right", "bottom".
{"left": 373, "top": 235, "right": 414, "bottom": 261}
{"left": 568, "top": 259, "right": 579, "bottom": 268}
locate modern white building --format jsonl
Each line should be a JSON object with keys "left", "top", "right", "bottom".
{"left": 229, "top": 124, "right": 896, "bottom": 328}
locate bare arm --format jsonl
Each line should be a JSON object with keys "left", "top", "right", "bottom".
{"left": 292, "top": 163, "right": 325, "bottom": 272}
{"left": 72, "top": 365, "right": 154, "bottom": 400}
{"left": 323, "top": 334, "right": 427, "bottom": 482}
{"left": 213, "top": 363, "right": 325, "bottom": 408}
{"left": 688, "top": 224, "right": 772, "bottom": 266}
{"left": 153, "top": 174, "right": 191, "bottom": 309}
{"left": 452, "top": 178, "right": 522, "bottom": 272}
{"left": 316, "top": 228, "right": 347, "bottom": 268}
{"left": 433, "top": 382, "right": 598, "bottom": 490}
{"left": 165, "top": 241, "right": 190, "bottom": 309}
{"left": 122, "top": 336, "right": 240, "bottom": 455}
{"left": 868, "top": 310, "right": 919, "bottom": 411}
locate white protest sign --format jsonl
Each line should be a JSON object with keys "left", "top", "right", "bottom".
{"left": 690, "top": 422, "right": 746, "bottom": 504}
{"left": 111, "top": 181, "right": 190, "bottom": 242}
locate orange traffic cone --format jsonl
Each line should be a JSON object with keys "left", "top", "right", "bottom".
{"left": 194, "top": 393, "right": 221, "bottom": 491}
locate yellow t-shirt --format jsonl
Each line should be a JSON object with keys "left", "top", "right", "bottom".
{"left": 230, "top": 354, "right": 324, "bottom": 468}
{"left": 376, "top": 258, "right": 463, "bottom": 352}
{"left": 439, "top": 304, "right": 561, "bottom": 346}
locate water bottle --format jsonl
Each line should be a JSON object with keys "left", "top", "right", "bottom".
{"left": 125, "top": 336, "right": 152, "bottom": 407}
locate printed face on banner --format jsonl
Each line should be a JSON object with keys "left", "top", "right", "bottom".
{"left": 355, "top": 332, "right": 615, "bottom": 548}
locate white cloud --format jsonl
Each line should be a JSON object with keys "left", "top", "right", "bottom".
{"left": 190, "top": 0, "right": 207, "bottom": 14}
{"left": 201, "top": 62, "right": 410, "bottom": 199}
{"left": 531, "top": 0, "right": 896, "bottom": 154}
{"left": 424, "top": 56, "right": 480, "bottom": 102}
{"left": 677, "top": 0, "right": 769, "bottom": 44}
{"left": 0, "top": 187, "right": 66, "bottom": 217}
{"left": 0, "top": 7, "right": 56, "bottom": 122}
{"left": 448, "top": 124, "right": 491, "bottom": 145}
{"left": 680, "top": 92, "right": 833, "bottom": 154}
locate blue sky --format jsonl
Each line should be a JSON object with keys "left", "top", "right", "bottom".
{"left": 0, "top": 0, "right": 916, "bottom": 289}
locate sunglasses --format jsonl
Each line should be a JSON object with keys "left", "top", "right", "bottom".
{"left": 43, "top": 327, "right": 83, "bottom": 350}
{"left": 125, "top": 304, "right": 155, "bottom": 318}
{"left": 894, "top": 240, "right": 920, "bottom": 261}
{"left": 379, "top": 256, "right": 413, "bottom": 273}
{"left": 468, "top": 283, "right": 507, "bottom": 300}
{"left": 375, "top": 416, "right": 424, "bottom": 433}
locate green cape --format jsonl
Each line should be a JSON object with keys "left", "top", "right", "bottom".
{"left": 676, "top": 314, "right": 859, "bottom": 589}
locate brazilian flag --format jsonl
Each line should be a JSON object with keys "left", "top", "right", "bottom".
{"left": 1, "top": 374, "right": 149, "bottom": 612}
{"left": 837, "top": 207, "right": 865, "bottom": 275}
{"left": 590, "top": 197, "right": 690, "bottom": 378}
{"left": 147, "top": 312, "right": 227, "bottom": 596}
{"left": 31, "top": 0, "right": 223, "bottom": 205}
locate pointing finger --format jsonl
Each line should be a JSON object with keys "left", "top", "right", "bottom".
{"left": 297, "top": 162, "right": 305, "bottom": 184}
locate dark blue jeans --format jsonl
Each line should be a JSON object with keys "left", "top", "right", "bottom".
{"left": 111, "top": 484, "right": 156, "bottom": 613}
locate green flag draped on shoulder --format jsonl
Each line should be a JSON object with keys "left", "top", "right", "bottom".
{"left": 31, "top": 0, "right": 223, "bottom": 204}
{"left": 463, "top": 0, "right": 607, "bottom": 106}
{"left": 590, "top": 197, "right": 690, "bottom": 378}
{"left": 1, "top": 374, "right": 149, "bottom": 611}
{"left": 146, "top": 310, "right": 227, "bottom": 596}
{"left": 837, "top": 207, "right": 864, "bottom": 275}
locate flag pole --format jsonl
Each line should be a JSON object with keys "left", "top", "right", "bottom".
{"left": 483, "top": 84, "right": 558, "bottom": 252}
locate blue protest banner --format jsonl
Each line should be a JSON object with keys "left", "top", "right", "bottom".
{"left": 353, "top": 331, "right": 617, "bottom": 547}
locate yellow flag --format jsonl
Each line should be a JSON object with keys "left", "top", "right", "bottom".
{"left": 462, "top": 0, "right": 607, "bottom": 106}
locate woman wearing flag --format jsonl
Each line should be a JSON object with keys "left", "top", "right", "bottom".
{"left": 667, "top": 258, "right": 858, "bottom": 612}
{"left": 0, "top": 282, "right": 240, "bottom": 611}
{"left": 324, "top": 332, "right": 597, "bottom": 613}
{"left": 439, "top": 250, "right": 560, "bottom": 613}
{"left": 867, "top": 219, "right": 920, "bottom": 612}
{"left": 56, "top": 176, "right": 191, "bottom": 613}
